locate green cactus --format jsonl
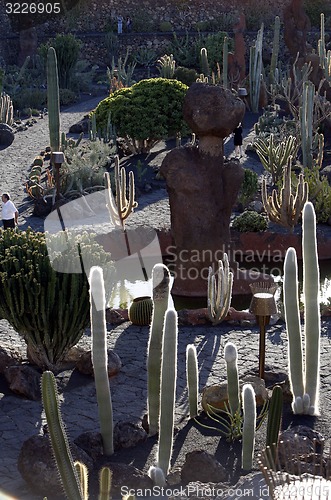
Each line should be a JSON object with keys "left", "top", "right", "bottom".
{"left": 249, "top": 24, "right": 264, "bottom": 113}
{"left": 61, "top": 131, "right": 84, "bottom": 151}
{"left": 47, "top": 47, "right": 61, "bottom": 153}
{"left": 261, "top": 157, "right": 308, "bottom": 232}
{"left": 270, "top": 16, "right": 280, "bottom": 84}
{"left": 241, "top": 384, "right": 256, "bottom": 470}
{"left": 207, "top": 253, "right": 233, "bottom": 325}
{"left": 89, "top": 266, "right": 114, "bottom": 455}
{"left": 0, "top": 92, "right": 14, "bottom": 125}
{"left": 186, "top": 344, "right": 198, "bottom": 418}
{"left": 74, "top": 462, "right": 88, "bottom": 500}
{"left": 148, "top": 466, "right": 166, "bottom": 487}
{"left": 147, "top": 264, "right": 171, "bottom": 436}
{"left": 224, "top": 342, "right": 240, "bottom": 415}
{"left": 41, "top": 371, "right": 83, "bottom": 499}
{"left": 99, "top": 467, "right": 112, "bottom": 500}
{"left": 222, "top": 36, "right": 228, "bottom": 88}
{"left": 105, "top": 155, "right": 138, "bottom": 229}
{"left": 254, "top": 133, "right": 298, "bottom": 185}
{"left": 266, "top": 385, "right": 283, "bottom": 450}
{"left": 300, "top": 80, "right": 314, "bottom": 169}
{"left": 200, "top": 48, "right": 210, "bottom": 79}
{"left": 283, "top": 202, "right": 320, "bottom": 415}
{"left": 0, "top": 229, "right": 113, "bottom": 371}
{"left": 157, "top": 54, "right": 176, "bottom": 79}
{"left": 157, "top": 308, "right": 178, "bottom": 476}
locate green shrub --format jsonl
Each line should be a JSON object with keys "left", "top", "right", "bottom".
{"left": 304, "top": 0, "right": 330, "bottom": 28}
{"left": 305, "top": 166, "right": 331, "bottom": 223}
{"left": 94, "top": 78, "right": 189, "bottom": 154}
{"left": 173, "top": 66, "right": 198, "bottom": 86}
{"left": 59, "top": 88, "right": 77, "bottom": 106}
{"left": 12, "top": 88, "right": 47, "bottom": 111}
{"left": 159, "top": 21, "right": 173, "bottom": 32}
{"left": 232, "top": 211, "right": 268, "bottom": 232}
{"left": 238, "top": 169, "right": 259, "bottom": 208}
{"left": 0, "top": 229, "right": 113, "bottom": 371}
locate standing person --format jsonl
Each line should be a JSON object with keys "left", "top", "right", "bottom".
{"left": 233, "top": 122, "right": 244, "bottom": 158}
{"left": 117, "top": 15, "right": 123, "bottom": 34}
{"left": 1, "top": 193, "right": 18, "bottom": 229}
{"left": 126, "top": 16, "right": 132, "bottom": 32}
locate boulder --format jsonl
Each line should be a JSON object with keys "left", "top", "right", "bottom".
{"left": 0, "top": 124, "right": 15, "bottom": 148}
{"left": 4, "top": 364, "right": 41, "bottom": 400}
{"left": 76, "top": 349, "right": 122, "bottom": 377}
{"left": 181, "top": 450, "right": 227, "bottom": 484}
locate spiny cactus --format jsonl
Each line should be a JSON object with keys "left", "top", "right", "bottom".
{"left": 41, "top": 371, "right": 83, "bottom": 499}
{"left": 207, "top": 254, "right": 233, "bottom": 325}
{"left": 224, "top": 342, "right": 240, "bottom": 415}
{"left": 157, "top": 308, "right": 178, "bottom": 476}
{"left": 89, "top": 266, "right": 114, "bottom": 455}
{"left": 200, "top": 47, "right": 210, "bottom": 78}
{"left": 74, "top": 462, "right": 88, "bottom": 500}
{"left": 105, "top": 155, "right": 137, "bottom": 229}
{"left": 99, "top": 467, "right": 112, "bottom": 500}
{"left": 157, "top": 54, "right": 176, "bottom": 79}
{"left": 148, "top": 466, "right": 166, "bottom": 487}
{"left": 266, "top": 385, "right": 283, "bottom": 455}
{"left": 242, "top": 384, "right": 256, "bottom": 470}
{"left": 270, "top": 16, "right": 280, "bottom": 84}
{"left": 47, "top": 47, "right": 61, "bottom": 153}
{"left": 249, "top": 24, "right": 264, "bottom": 113}
{"left": 186, "top": 344, "right": 198, "bottom": 418}
{"left": 261, "top": 157, "right": 308, "bottom": 232}
{"left": 254, "top": 133, "right": 298, "bottom": 185}
{"left": 0, "top": 92, "right": 14, "bottom": 125}
{"left": 283, "top": 202, "right": 320, "bottom": 415}
{"left": 147, "top": 264, "right": 171, "bottom": 436}
{"left": 300, "top": 80, "right": 315, "bottom": 169}
{"left": 222, "top": 36, "right": 228, "bottom": 88}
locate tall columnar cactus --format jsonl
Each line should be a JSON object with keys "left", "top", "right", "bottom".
{"left": 157, "top": 54, "right": 176, "bottom": 79}
{"left": 222, "top": 36, "right": 228, "bottom": 88}
{"left": 74, "top": 462, "right": 88, "bottom": 500}
{"left": 105, "top": 155, "right": 138, "bottom": 229}
{"left": 303, "top": 201, "right": 320, "bottom": 414}
{"left": 186, "top": 344, "right": 198, "bottom": 418}
{"left": 89, "top": 266, "right": 114, "bottom": 455}
{"left": 318, "top": 12, "right": 330, "bottom": 80}
{"left": 300, "top": 80, "right": 314, "bottom": 169}
{"left": 224, "top": 342, "right": 240, "bottom": 415}
{"left": 147, "top": 264, "right": 171, "bottom": 436}
{"left": 47, "top": 47, "right": 61, "bottom": 152}
{"left": 99, "top": 467, "right": 112, "bottom": 500}
{"left": 266, "top": 385, "right": 283, "bottom": 450}
{"left": 270, "top": 16, "right": 280, "bottom": 84}
{"left": 207, "top": 254, "right": 233, "bottom": 325}
{"left": 283, "top": 202, "right": 320, "bottom": 415}
{"left": 148, "top": 466, "right": 166, "bottom": 487}
{"left": 261, "top": 157, "right": 308, "bottom": 232}
{"left": 41, "top": 371, "right": 83, "bottom": 499}
{"left": 200, "top": 47, "right": 210, "bottom": 79}
{"left": 241, "top": 384, "right": 256, "bottom": 470}
{"left": 249, "top": 24, "right": 264, "bottom": 113}
{"left": 0, "top": 92, "right": 14, "bottom": 125}
{"left": 157, "top": 308, "right": 178, "bottom": 476}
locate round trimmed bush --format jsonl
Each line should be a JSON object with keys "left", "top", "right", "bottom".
{"left": 232, "top": 211, "right": 268, "bottom": 232}
{"left": 93, "top": 78, "right": 189, "bottom": 154}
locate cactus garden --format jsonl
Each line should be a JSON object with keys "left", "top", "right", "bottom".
{"left": 2, "top": 0, "right": 331, "bottom": 499}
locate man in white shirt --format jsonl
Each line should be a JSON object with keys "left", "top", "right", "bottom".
{"left": 1, "top": 193, "right": 18, "bottom": 229}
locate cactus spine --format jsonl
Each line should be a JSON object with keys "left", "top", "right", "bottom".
{"left": 47, "top": 47, "right": 61, "bottom": 152}
{"left": 157, "top": 308, "right": 178, "bottom": 476}
{"left": 207, "top": 254, "right": 233, "bottom": 325}
{"left": 224, "top": 342, "right": 240, "bottom": 415}
{"left": 266, "top": 385, "right": 283, "bottom": 449}
{"left": 99, "top": 467, "right": 112, "bottom": 500}
{"left": 186, "top": 344, "right": 198, "bottom": 418}
{"left": 147, "top": 264, "right": 171, "bottom": 436}
{"left": 261, "top": 157, "right": 308, "bottom": 232}
{"left": 89, "top": 266, "right": 114, "bottom": 455}
{"left": 41, "top": 371, "right": 83, "bottom": 499}
{"left": 74, "top": 462, "right": 88, "bottom": 500}
{"left": 303, "top": 202, "right": 320, "bottom": 415}
{"left": 241, "top": 384, "right": 256, "bottom": 470}
{"left": 300, "top": 80, "right": 314, "bottom": 169}
{"left": 0, "top": 92, "right": 14, "bottom": 125}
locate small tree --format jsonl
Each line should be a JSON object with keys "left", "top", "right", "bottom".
{"left": 94, "top": 78, "right": 189, "bottom": 154}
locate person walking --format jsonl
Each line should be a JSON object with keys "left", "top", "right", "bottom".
{"left": 233, "top": 122, "right": 244, "bottom": 158}
{"left": 1, "top": 193, "right": 18, "bottom": 229}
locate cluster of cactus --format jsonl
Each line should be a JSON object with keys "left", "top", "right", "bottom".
{"left": 61, "top": 130, "right": 83, "bottom": 150}
{"left": 105, "top": 154, "right": 138, "bottom": 229}
{"left": 25, "top": 153, "right": 54, "bottom": 200}
{"left": 318, "top": 13, "right": 331, "bottom": 84}
{"left": 283, "top": 202, "right": 320, "bottom": 415}
{"left": 249, "top": 24, "right": 264, "bottom": 113}
{"left": 47, "top": 47, "right": 61, "bottom": 153}
{"left": 0, "top": 229, "right": 113, "bottom": 371}
{"left": 261, "top": 158, "right": 308, "bottom": 232}
{"left": 254, "top": 133, "right": 298, "bottom": 185}
{"left": 107, "top": 49, "right": 136, "bottom": 89}
{"left": 0, "top": 92, "right": 14, "bottom": 125}
{"left": 207, "top": 253, "right": 233, "bottom": 325}
{"left": 157, "top": 53, "right": 176, "bottom": 79}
